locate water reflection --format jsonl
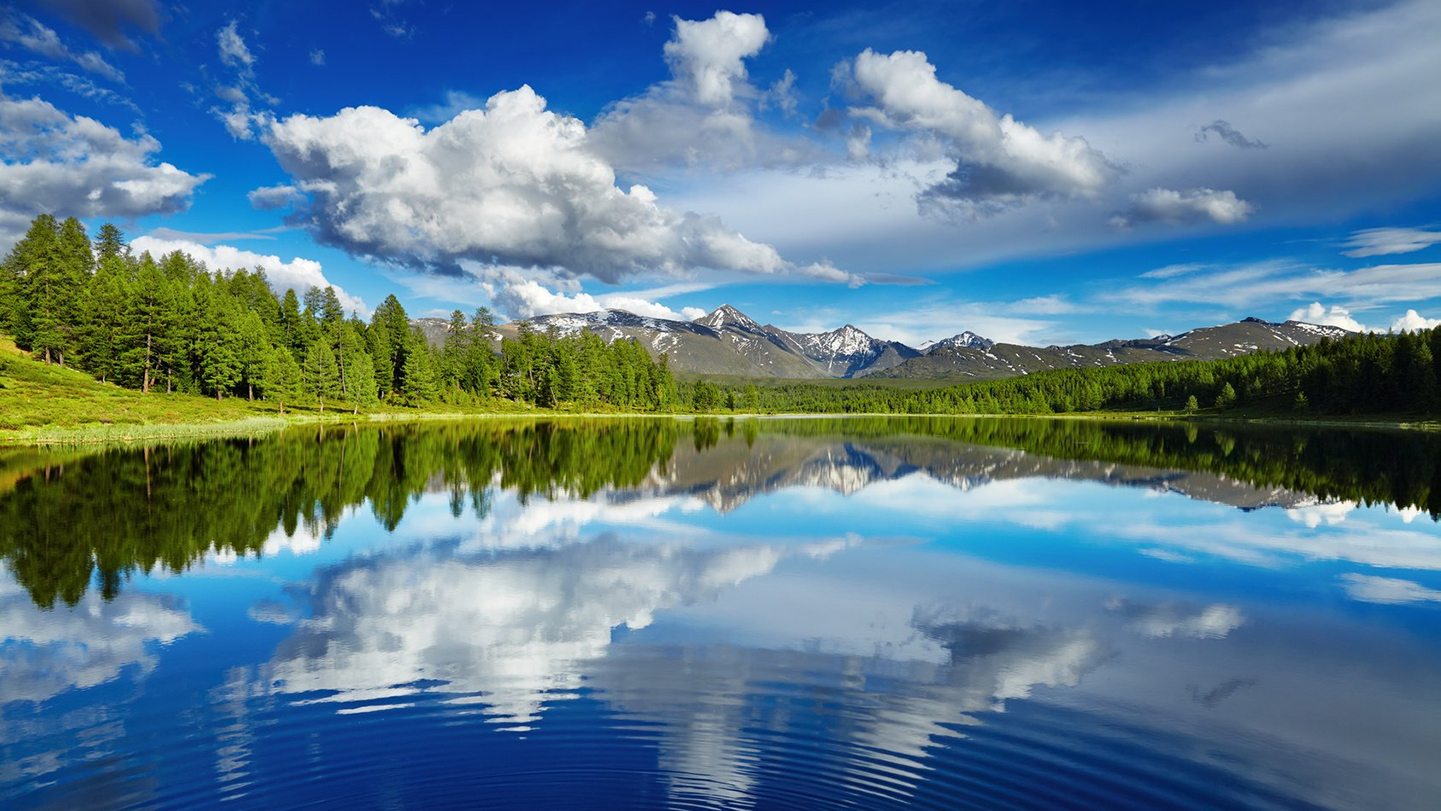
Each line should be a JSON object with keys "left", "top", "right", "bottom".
{"left": 4, "top": 417, "right": 1438, "bottom": 609}
{"left": 250, "top": 535, "right": 850, "bottom": 728}
{"left": 2, "top": 418, "right": 1440, "bottom": 810}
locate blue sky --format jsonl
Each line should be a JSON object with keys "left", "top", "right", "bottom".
{"left": 2, "top": 0, "right": 1439, "bottom": 345}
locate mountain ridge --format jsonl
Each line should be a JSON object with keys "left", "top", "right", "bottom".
{"left": 425, "top": 304, "right": 1353, "bottom": 381}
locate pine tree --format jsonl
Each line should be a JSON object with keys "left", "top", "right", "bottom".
{"left": 400, "top": 334, "right": 440, "bottom": 405}
{"left": 372, "top": 294, "right": 411, "bottom": 398}
{"left": 77, "top": 255, "right": 131, "bottom": 382}
{"left": 348, "top": 350, "right": 379, "bottom": 414}
{"left": 261, "top": 345, "right": 304, "bottom": 414}
{"left": 1215, "top": 382, "right": 1238, "bottom": 409}
{"left": 236, "top": 310, "right": 271, "bottom": 400}
{"left": 119, "top": 255, "right": 177, "bottom": 393}
{"left": 279, "top": 288, "right": 305, "bottom": 356}
{"left": 468, "top": 307, "right": 497, "bottom": 395}
{"left": 441, "top": 309, "right": 471, "bottom": 394}
{"left": 194, "top": 284, "right": 243, "bottom": 399}
{"left": 7, "top": 215, "right": 61, "bottom": 360}
{"left": 93, "top": 223, "right": 128, "bottom": 261}
{"left": 303, "top": 340, "right": 341, "bottom": 412}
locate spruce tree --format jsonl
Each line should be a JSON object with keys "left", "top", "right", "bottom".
{"left": 348, "top": 350, "right": 379, "bottom": 414}
{"left": 468, "top": 307, "right": 497, "bottom": 395}
{"left": 94, "top": 223, "right": 128, "bottom": 261}
{"left": 303, "top": 340, "right": 340, "bottom": 412}
{"left": 261, "top": 345, "right": 304, "bottom": 414}
{"left": 194, "top": 285, "right": 242, "bottom": 399}
{"left": 441, "top": 309, "right": 471, "bottom": 394}
{"left": 236, "top": 310, "right": 271, "bottom": 400}
{"left": 279, "top": 288, "right": 304, "bottom": 355}
{"left": 400, "top": 336, "right": 440, "bottom": 405}
{"left": 119, "top": 255, "right": 176, "bottom": 393}
{"left": 77, "top": 255, "right": 131, "bottom": 382}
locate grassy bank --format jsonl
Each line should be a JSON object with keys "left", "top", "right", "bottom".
{"left": 4, "top": 335, "right": 1435, "bottom": 447}
{"left": 0, "top": 335, "right": 554, "bottom": 445}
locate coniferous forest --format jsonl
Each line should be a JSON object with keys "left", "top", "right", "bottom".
{"left": 0, "top": 215, "right": 678, "bottom": 413}
{"left": 1, "top": 214, "right": 1439, "bottom": 419}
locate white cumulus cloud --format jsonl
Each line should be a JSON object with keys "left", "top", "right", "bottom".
{"left": 1391, "top": 309, "right": 1441, "bottom": 332}
{"left": 1113, "top": 187, "right": 1255, "bottom": 228}
{"left": 1287, "top": 303, "right": 1366, "bottom": 332}
{"left": 470, "top": 264, "right": 707, "bottom": 322}
{"left": 664, "top": 11, "right": 768, "bottom": 107}
{"left": 258, "top": 85, "right": 848, "bottom": 289}
{"left": 589, "top": 11, "right": 819, "bottom": 174}
{"left": 848, "top": 48, "right": 1116, "bottom": 214}
{"left": 131, "top": 235, "right": 368, "bottom": 316}
{"left": 0, "top": 95, "right": 208, "bottom": 246}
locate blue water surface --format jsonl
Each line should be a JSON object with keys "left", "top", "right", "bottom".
{"left": 2, "top": 418, "right": 1438, "bottom": 810}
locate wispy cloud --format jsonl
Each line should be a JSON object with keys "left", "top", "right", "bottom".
{"left": 1341, "top": 227, "right": 1441, "bottom": 258}
{"left": 1108, "top": 260, "right": 1441, "bottom": 310}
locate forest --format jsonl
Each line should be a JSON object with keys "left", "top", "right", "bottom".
{"left": 0, "top": 215, "right": 678, "bottom": 412}
{"left": 1, "top": 213, "right": 1439, "bottom": 419}
{"left": 692, "top": 326, "right": 1441, "bottom": 417}
{"left": 3, "top": 415, "right": 1437, "bottom": 608}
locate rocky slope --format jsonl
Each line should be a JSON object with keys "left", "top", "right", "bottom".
{"left": 419, "top": 306, "right": 1353, "bottom": 381}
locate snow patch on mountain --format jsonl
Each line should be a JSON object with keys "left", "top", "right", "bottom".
{"left": 928, "top": 331, "right": 995, "bottom": 352}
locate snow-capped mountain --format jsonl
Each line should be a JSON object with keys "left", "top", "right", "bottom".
{"left": 695, "top": 304, "right": 762, "bottom": 332}
{"left": 927, "top": 331, "right": 995, "bottom": 352}
{"left": 469, "top": 306, "right": 1352, "bottom": 382}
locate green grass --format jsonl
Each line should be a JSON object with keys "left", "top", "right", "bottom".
{"left": 0, "top": 335, "right": 274, "bottom": 429}
{"left": 0, "top": 335, "right": 549, "bottom": 445}
{"left": 3, "top": 336, "right": 1434, "bottom": 447}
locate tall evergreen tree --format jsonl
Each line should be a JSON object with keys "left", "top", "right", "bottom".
{"left": 93, "top": 223, "right": 128, "bottom": 261}
{"left": 119, "top": 255, "right": 176, "bottom": 393}
{"left": 279, "top": 288, "right": 305, "bottom": 355}
{"left": 260, "top": 345, "right": 304, "bottom": 414}
{"left": 303, "top": 340, "right": 341, "bottom": 412}
{"left": 236, "top": 310, "right": 271, "bottom": 400}
{"left": 441, "top": 309, "right": 471, "bottom": 394}
{"left": 77, "top": 255, "right": 131, "bottom": 382}
{"left": 400, "top": 333, "right": 440, "bottom": 405}
{"left": 194, "top": 283, "right": 243, "bottom": 399}
{"left": 372, "top": 294, "right": 411, "bottom": 398}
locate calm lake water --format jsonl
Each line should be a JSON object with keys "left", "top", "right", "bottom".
{"left": 2, "top": 417, "right": 1440, "bottom": 810}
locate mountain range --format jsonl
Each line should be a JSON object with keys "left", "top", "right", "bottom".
{"left": 413, "top": 305, "right": 1353, "bottom": 381}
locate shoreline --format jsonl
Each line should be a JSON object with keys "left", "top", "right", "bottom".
{"left": 2, "top": 407, "right": 1435, "bottom": 448}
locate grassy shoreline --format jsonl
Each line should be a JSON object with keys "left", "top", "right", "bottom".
{"left": 6, "top": 336, "right": 1435, "bottom": 447}
{"left": 3, "top": 404, "right": 1436, "bottom": 447}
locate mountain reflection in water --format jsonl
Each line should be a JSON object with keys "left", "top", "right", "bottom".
{"left": 1, "top": 417, "right": 1439, "bottom": 810}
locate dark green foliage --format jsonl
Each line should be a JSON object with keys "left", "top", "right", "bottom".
{"left": 1, "top": 209, "right": 1435, "bottom": 419}
{"left": 0, "top": 214, "right": 698, "bottom": 412}
{"left": 688, "top": 329, "right": 1441, "bottom": 417}
{"left": 0, "top": 420, "right": 681, "bottom": 606}
{"left": 303, "top": 340, "right": 341, "bottom": 411}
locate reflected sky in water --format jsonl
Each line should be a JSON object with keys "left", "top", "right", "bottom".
{"left": 2, "top": 419, "right": 1439, "bottom": 810}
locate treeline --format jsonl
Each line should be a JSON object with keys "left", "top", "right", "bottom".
{"left": 684, "top": 329, "right": 1441, "bottom": 417}
{"left": 747, "top": 415, "right": 1441, "bottom": 519}
{"left": 0, "top": 419, "right": 679, "bottom": 607}
{"left": 0, "top": 215, "right": 677, "bottom": 412}
{"left": 3, "top": 213, "right": 1437, "bottom": 418}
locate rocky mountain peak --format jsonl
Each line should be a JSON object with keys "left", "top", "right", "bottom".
{"left": 929, "top": 331, "right": 995, "bottom": 352}
{"left": 697, "top": 304, "right": 761, "bottom": 331}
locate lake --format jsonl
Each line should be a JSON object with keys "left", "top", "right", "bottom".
{"left": 2, "top": 417, "right": 1439, "bottom": 810}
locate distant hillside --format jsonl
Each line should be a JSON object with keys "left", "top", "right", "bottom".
{"left": 418, "top": 306, "right": 1355, "bottom": 382}
{"left": 867, "top": 317, "right": 1353, "bottom": 380}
